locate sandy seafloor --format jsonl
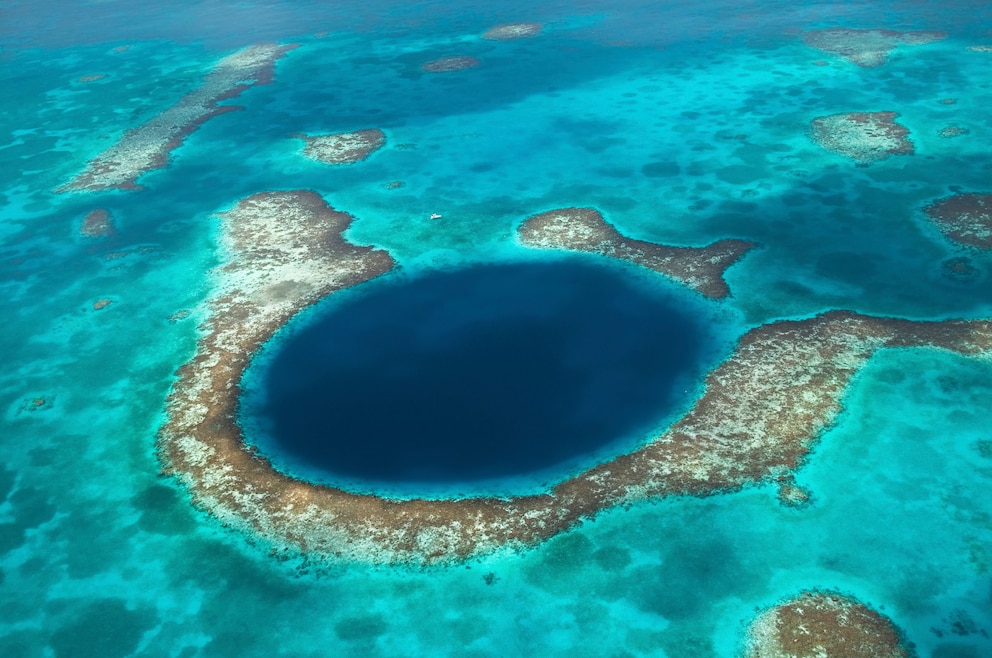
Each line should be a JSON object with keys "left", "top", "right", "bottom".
{"left": 2, "top": 0, "right": 992, "bottom": 656}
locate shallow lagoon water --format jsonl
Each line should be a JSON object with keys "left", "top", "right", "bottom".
{"left": 2, "top": 0, "right": 992, "bottom": 656}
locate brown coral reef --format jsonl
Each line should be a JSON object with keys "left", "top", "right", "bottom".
{"left": 803, "top": 28, "right": 946, "bottom": 68}
{"left": 80, "top": 209, "right": 115, "bottom": 237}
{"left": 941, "top": 256, "right": 981, "bottom": 283}
{"left": 810, "top": 112, "right": 913, "bottom": 165}
{"left": 938, "top": 125, "right": 969, "bottom": 139}
{"left": 517, "top": 207, "right": 756, "bottom": 299}
{"left": 58, "top": 43, "right": 297, "bottom": 192}
{"left": 293, "top": 129, "right": 385, "bottom": 165}
{"left": 158, "top": 190, "right": 992, "bottom": 565}
{"left": 924, "top": 194, "right": 992, "bottom": 250}
{"left": 744, "top": 591, "right": 912, "bottom": 658}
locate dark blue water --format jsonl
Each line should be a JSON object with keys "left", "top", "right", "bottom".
{"left": 248, "top": 259, "right": 712, "bottom": 489}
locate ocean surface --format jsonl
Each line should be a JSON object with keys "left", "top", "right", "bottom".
{"left": 1, "top": 0, "right": 991, "bottom": 656}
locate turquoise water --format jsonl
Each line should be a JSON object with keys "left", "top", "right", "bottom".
{"left": 2, "top": 0, "right": 992, "bottom": 656}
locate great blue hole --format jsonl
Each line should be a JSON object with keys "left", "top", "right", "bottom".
{"left": 240, "top": 259, "right": 715, "bottom": 496}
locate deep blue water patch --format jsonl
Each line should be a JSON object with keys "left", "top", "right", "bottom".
{"left": 242, "top": 258, "right": 718, "bottom": 496}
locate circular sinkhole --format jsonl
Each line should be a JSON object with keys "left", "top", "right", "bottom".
{"left": 240, "top": 258, "right": 723, "bottom": 498}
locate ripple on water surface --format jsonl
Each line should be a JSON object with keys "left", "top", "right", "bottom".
{"left": 240, "top": 258, "right": 726, "bottom": 498}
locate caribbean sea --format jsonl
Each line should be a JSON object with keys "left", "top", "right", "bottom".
{"left": 1, "top": 0, "right": 991, "bottom": 656}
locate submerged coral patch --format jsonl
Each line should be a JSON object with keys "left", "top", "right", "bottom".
{"left": 422, "top": 56, "right": 481, "bottom": 73}
{"left": 159, "top": 190, "right": 992, "bottom": 565}
{"left": 80, "top": 209, "right": 115, "bottom": 238}
{"left": 809, "top": 112, "right": 913, "bottom": 165}
{"left": 744, "top": 591, "right": 911, "bottom": 658}
{"left": 938, "top": 125, "right": 969, "bottom": 139}
{"left": 482, "top": 23, "right": 543, "bottom": 40}
{"left": 293, "top": 129, "right": 385, "bottom": 165}
{"left": 803, "top": 28, "right": 946, "bottom": 68}
{"left": 924, "top": 194, "right": 992, "bottom": 250}
{"left": 18, "top": 396, "right": 53, "bottom": 414}
{"left": 940, "top": 256, "right": 983, "bottom": 284}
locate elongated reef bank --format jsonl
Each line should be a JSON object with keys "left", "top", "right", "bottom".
{"left": 58, "top": 43, "right": 296, "bottom": 192}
